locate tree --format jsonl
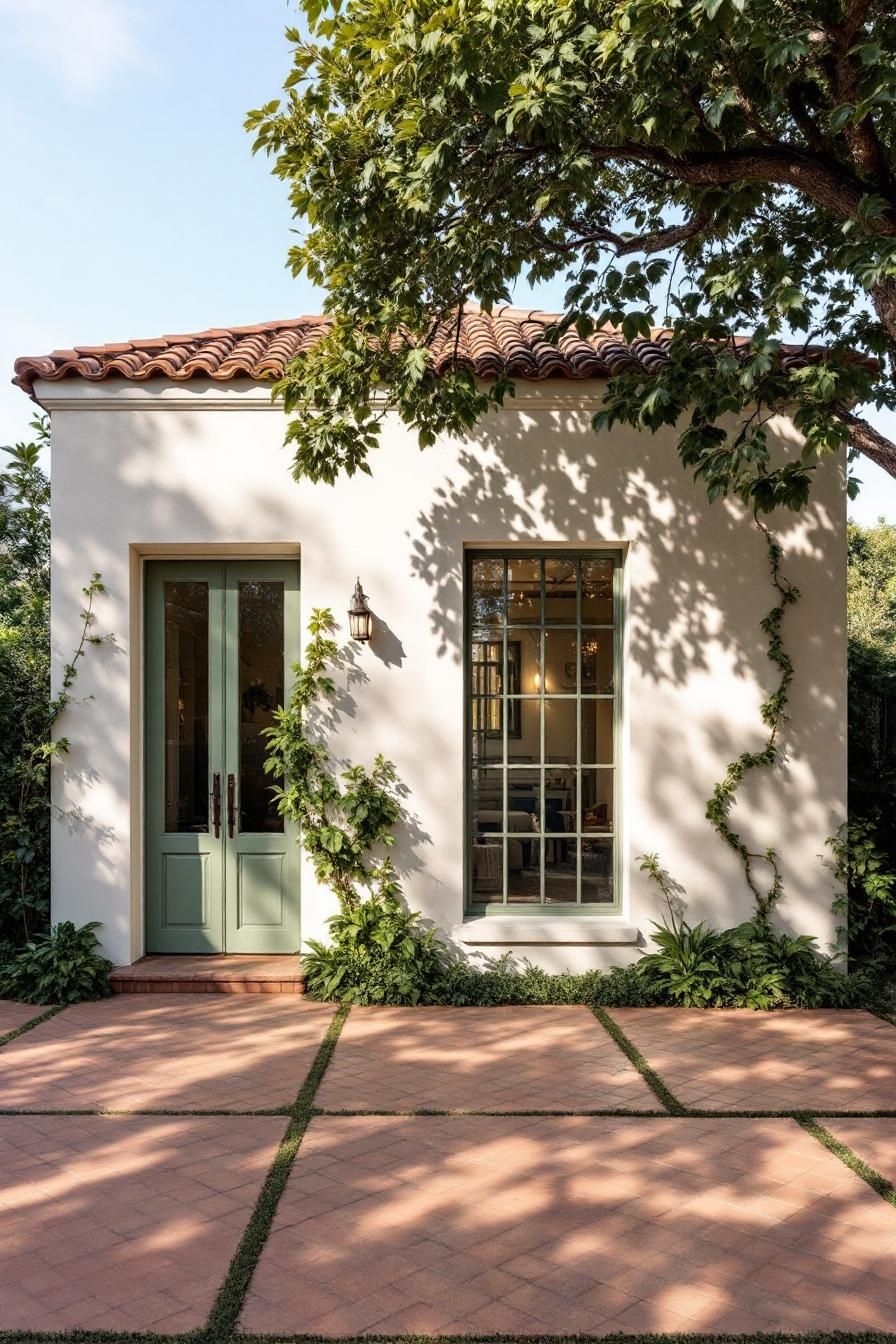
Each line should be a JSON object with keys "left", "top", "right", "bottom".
{"left": 248, "top": 0, "right": 896, "bottom": 508}
{"left": 843, "top": 519, "right": 896, "bottom": 965}
{"left": 0, "top": 420, "right": 51, "bottom": 949}
{"left": 847, "top": 518, "right": 896, "bottom": 831}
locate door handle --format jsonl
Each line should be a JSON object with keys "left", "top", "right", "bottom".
{"left": 212, "top": 772, "right": 221, "bottom": 839}
{"left": 227, "top": 773, "right": 236, "bottom": 839}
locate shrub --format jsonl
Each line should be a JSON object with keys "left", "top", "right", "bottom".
{"left": 829, "top": 819, "right": 896, "bottom": 974}
{"left": 0, "top": 425, "right": 51, "bottom": 950}
{"left": 424, "top": 956, "right": 660, "bottom": 1008}
{"left": 0, "top": 920, "right": 114, "bottom": 1004}
{"left": 302, "top": 870, "right": 447, "bottom": 1005}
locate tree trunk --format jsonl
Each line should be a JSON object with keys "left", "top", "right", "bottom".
{"left": 834, "top": 405, "right": 896, "bottom": 479}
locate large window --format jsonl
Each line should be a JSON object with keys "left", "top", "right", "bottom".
{"left": 466, "top": 551, "right": 621, "bottom": 909}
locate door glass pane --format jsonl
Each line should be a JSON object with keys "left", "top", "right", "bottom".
{"left": 239, "top": 581, "right": 285, "bottom": 834}
{"left": 164, "top": 581, "right": 209, "bottom": 834}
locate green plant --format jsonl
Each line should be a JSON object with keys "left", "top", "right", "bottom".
{"left": 303, "top": 879, "right": 446, "bottom": 1005}
{"left": 704, "top": 523, "right": 799, "bottom": 931}
{"left": 249, "top": 0, "right": 896, "bottom": 501}
{"left": 829, "top": 819, "right": 896, "bottom": 972}
{"left": 0, "top": 920, "right": 113, "bottom": 1004}
{"left": 266, "top": 607, "right": 447, "bottom": 1002}
{"left": 844, "top": 521, "right": 896, "bottom": 972}
{"left": 425, "top": 956, "right": 660, "bottom": 1008}
{"left": 0, "top": 416, "right": 110, "bottom": 955}
{"left": 636, "top": 853, "right": 868, "bottom": 1010}
{"left": 265, "top": 607, "right": 403, "bottom": 909}
{"left": 0, "top": 421, "right": 51, "bottom": 949}
{"left": 638, "top": 913, "right": 734, "bottom": 1008}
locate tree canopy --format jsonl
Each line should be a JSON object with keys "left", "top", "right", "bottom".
{"left": 248, "top": 0, "right": 896, "bottom": 509}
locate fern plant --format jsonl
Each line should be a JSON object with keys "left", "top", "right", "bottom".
{"left": 0, "top": 920, "right": 113, "bottom": 1004}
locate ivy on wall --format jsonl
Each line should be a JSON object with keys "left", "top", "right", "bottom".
{"left": 704, "top": 520, "right": 800, "bottom": 933}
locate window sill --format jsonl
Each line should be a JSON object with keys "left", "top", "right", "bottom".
{"left": 453, "top": 916, "right": 640, "bottom": 946}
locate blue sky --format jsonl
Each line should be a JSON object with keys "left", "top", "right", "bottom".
{"left": 1, "top": 0, "right": 894, "bottom": 523}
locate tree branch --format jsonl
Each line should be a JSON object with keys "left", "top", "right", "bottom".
{"left": 540, "top": 212, "right": 711, "bottom": 257}
{"left": 833, "top": 405, "right": 896, "bottom": 478}
{"left": 536, "top": 138, "right": 896, "bottom": 232}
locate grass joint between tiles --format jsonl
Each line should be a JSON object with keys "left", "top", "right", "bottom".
{"left": 203, "top": 1003, "right": 350, "bottom": 1340}
{"left": 592, "top": 1007, "right": 689, "bottom": 1115}
{"left": 0, "top": 1004, "right": 64, "bottom": 1050}
{"left": 798, "top": 1113, "right": 896, "bottom": 1211}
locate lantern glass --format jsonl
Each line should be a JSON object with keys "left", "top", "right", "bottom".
{"left": 348, "top": 578, "right": 373, "bottom": 642}
{"left": 349, "top": 608, "right": 372, "bottom": 641}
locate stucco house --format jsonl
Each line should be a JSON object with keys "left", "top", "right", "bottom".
{"left": 13, "top": 307, "right": 845, "bottom": 976}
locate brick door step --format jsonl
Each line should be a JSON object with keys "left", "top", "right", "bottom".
{"left": 109, "top": 955, "right": 305, "bottom": 994}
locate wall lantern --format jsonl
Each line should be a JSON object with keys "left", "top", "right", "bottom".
{"left": 348, "top": 577, "right": 373, "bottom": 643}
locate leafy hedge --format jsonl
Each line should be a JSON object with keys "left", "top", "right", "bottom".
{"left": 0, "top": 422, "right": 51, "bottom": 954}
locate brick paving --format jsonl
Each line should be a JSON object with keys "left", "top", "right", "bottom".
{"left": 316, "top": 1006, "right": 658, "bottom": 1112}
{"left": 110, "top": 954, "right": 304, "bottom": 994}
{"left": 0, "top": 995, "right": 893, "bottom": 1336}
{"left": 0, "top": 1113, "right": 284, "bottom": 1332}
{"left": 822, "top": 1117, "right": 896, "bottom": 1185}
{"left": 0, "top": 998, "right": 46, "bottom": 1037}
{"left": 0, "top": 995, "right": 335, "bottom": 1111}
{"left": 241, "top": 1113, "right": 896, "bottom": 1335}
{"left": 610, "top": 1007, "right": 896, "bottom": 1111}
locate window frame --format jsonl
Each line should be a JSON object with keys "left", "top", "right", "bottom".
{"left": 464, "top": 547, "right": 624, "bottom": 915}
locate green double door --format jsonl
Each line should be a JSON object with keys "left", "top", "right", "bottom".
{"left": 145, "top": 560, "right": 300, "bottom": 953}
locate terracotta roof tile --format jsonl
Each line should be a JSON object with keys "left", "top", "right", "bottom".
{"left": 13, "top": 305, "right": 832, "bottom": 401}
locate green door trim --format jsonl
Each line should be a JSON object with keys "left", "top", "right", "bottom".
{"left": 144, "top": 559, "right": 300, "bottom": 954}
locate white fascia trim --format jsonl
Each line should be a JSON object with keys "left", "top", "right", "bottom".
{"left": 453, "top": 917, "right": 641, "bottom": 946}
{"left": 34, "top": 377, "right": 607, "bottom": 414}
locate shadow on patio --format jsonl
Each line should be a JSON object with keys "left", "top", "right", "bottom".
{"left": 242, "top": 1111, "right": 896, "bottom": 1336}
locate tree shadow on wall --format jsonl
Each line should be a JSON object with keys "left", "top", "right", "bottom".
{"left": 408, "top": 401, "right": 844, "bottom": 929}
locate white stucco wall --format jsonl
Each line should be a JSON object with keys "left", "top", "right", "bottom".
{"left": 40, "top": 378, "right": 847, "bottom": 970}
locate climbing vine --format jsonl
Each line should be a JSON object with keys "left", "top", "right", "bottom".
{"left": 263, "top": 608, "right": 451, "bottom": 1004}
{"left": 263, "top": 607, "right": 403, "bottom": 910}
{"left": 704, "top": 520, "right": 800, "bottom": 932}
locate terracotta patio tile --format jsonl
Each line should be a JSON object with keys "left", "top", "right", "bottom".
{"left": 0, "top": 999, "right": 49, "bottom": 1038}
{"left": 316, "top": 1005, "right": 657, "bottom": 1111}
{"left": 822, "top": 1116, "right": 896, "bottom": 1183}
{"left": 0, "top": 1113, "right": 283, "bottom": 1331}
{"left": 610, "top": 1008, "right": 896, "bottom": 1111}
{"left": 0, "top": 994, "right": 334, "bottom": 1111}
{"left": 242, "top": 1113, "right": 896, "bottom": 1335}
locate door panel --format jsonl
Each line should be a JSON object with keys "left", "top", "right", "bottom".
{"left": 236, "top": 852, "right": 286, "bottom": 928}
{"left": 146, "top": 563, "right": 225, "bottom": 952}
{"left": 223, "top": 561, "right": 300, "bottom": 953}
{"left": 145, "top": 559, "right": 300, "bottom": 954}
{"left": 163, "top": 853, "right": 210, "bottom": 927}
